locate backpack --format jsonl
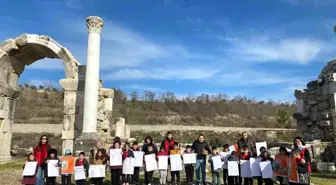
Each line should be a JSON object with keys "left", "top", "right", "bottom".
{"left": 301, "top": 148, "right": 311, "bottom": 173}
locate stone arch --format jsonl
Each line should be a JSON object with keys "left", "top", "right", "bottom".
{"left": 0, "top": 34, "right": 80, "bottom": 163}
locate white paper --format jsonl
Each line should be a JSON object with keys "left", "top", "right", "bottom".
{"left": 123, "top": 157, "right": 135, "bottom": 174}
{"left": 229, "top": 145, "right": 235, "bottom": 152}
{"left": 133, "top": 151, "right": 144, "bottom": 167}
{"left": 183, "top": 153, "right": 197, "bottom": 164}
{"left": 22, "top": 161, "right": 37, "bottom": 176}
{"left": 220, "top": 152, "right": 230, "bottom": 169}
{"left": 260, "top": 161, "right": 273, "bottom": 179}
{"left": 228, "top": 161, "right": 239, "bottom": 176}
{"left": 256, "top": 142, "right": 267, "bottom": 156}
{"left": 240, "top": 160, "right": 251, "bottom": 177}
{"left": 110, "top": 149, "right": 122, "bottom": 166}
{"left": 89, "top": 165, "right": 106, "bottom": 178}
{"left": 145, "top": 154, "right": 157, "bottom": 172}
{"left": 158, "top": 156, "right": 168, "bottom": 170}
{"left": 211, "top": 155, "right": 222, "bottom": 170}
{"left": 47, "top": 160, "right": 59, "bottom": 177}
{"left": 74, "top": 166, "right": 86, "bottom": 180}
{"left": 170, "top": 154, "right": 183, "bottom": 171}
{"left": 250, "top": 158, "right": 262, "bottom": 177}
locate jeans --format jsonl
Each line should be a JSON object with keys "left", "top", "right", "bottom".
{"left": 159, "top": 170, "right": 168, "bottom": 184}
{"left": 35, "top": 167, "right": 44, "bottom": 185}
{"left": 196, "top": 159, "right": 206, "bottom": 183}
{"left": 212, "top": 172, "right": 221, "bottom": 185}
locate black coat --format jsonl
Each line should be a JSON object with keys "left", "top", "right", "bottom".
{"left": 237, "top": 138, "right": 255, "bottom": 151}
{"left": 191, "top": 140, "right": 211, "bottom": 159}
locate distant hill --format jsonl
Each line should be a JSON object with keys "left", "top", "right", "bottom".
{"left": 14, "top": 85, "right": 296, "bottom": 128}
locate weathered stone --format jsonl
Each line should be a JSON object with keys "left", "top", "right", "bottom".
{"left": 104, "top": 98, "right": 113, "bottom": 111}
{"left": 99, "top": 88, "right": 114, "bottom": 98}
{"left": 59, "top": 79, "right": 79, "bottom": 91}
{"left": 331, "top": 109, "right": 336, "bottom": 117}
{"left": 0, "top": 110, "right": 10, "bottom": 119}
{"left": 64, "top": 106, "right": 79, "bottom": 115}
{"left": 297, "top": 120, "right": 308, "bottom": 133}
{"left": 115, "top": 117, "right": 125, "bottom": 138}
{"left": 329, "top": 82, "right": 336, "bottom": 93}
{"left": 319, "top": 120, "right": 331, "bottom": 127}
{"left": 97, "top": 112, "right": 105, "bottom": 121}
{"left": 64, "top": 91, "right": 77, "bottom": 106}
{"left": 307, "top": 80, "right": 318, "bottom": 90}
{"left": 0, "top": 39, "right": 18, "bottom": 53}
{"left": 317, "top": 162, "right": 328, "bottom": 172}
{"left": 293, "top": 112, "right": 309, "bottom": 120}
{"left": 0, "top": 119, "right": 11, "bottom": 132}
{"left": 318, "top": 102, "right": 329, "bottom": 110}
{"left": 306, "top": 121, "right": 314, "bottom": 126}
{"left": 62, "top": 130, "right": 80, "bottom": 140}
{"left": 310, "top": 112, "right": 319, "bottom": 122}
{"left": 327, "top": 163, "right": 336, "bottom": 172}
{"left": 7, "top": 72, "right": 18, "bottom": 87}
{"left": 308, "top": 100, "right": 317, "bottom": 105}
{"left": 0, "top": 68, "right": 8, "bottom": 84}
{"left": 124, "top": 124, "right": 130, "bottom": 138}
{"left": 0, "top": 83, "right": 19, "bottom": 98}
{"left": 63, "top": 115, "right": 75, "bottom": 131}
{"left": 8, "top": 56, "right": 25, "bottom": 75}
{"left": 320, "top": 112, "right": 331, "bottom": 119}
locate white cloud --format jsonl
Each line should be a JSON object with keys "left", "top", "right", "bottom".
{"left": 121, "top": 84, "right": 165, "bottom": 92}
{"left": 104, "top": 67, "right": 220, "bottom": 81}
{"left": 222, "top": 36, "right": 324, "bottom": 64}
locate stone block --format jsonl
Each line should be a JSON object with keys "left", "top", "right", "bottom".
{"left": 63, "top": 115, "right": 75, "bottom": 131}
{"left": 321, "top": 84, "right": 329, "bottom": 95}
{"left": 317, "top": 162, "right": 328, "bottom": 172}
{"left": 104, "top": 98, "right": 113, "bottom": 111}
{"left": 0, "top": 83, "right": 19, "bottom": 98}
{"left": 99, "top": 88, "right": 114, "bottom": 98}
{"left": 329, "top": 82, "right": 336, "bottom": 93}
{"left": 64, "top": 91, "right": 77, "bottom": 106}
{"left": 62, "top": 139, "right": 74, "bottom": 155}
{"left": 0, "top": 96, "right": 4, "bottom": 110}
{"left": 309, "top": 112, "right": 319, "bottom": 122}
{"left": 318, "top": 102, "right": 329, "bottom": 110}
{"left": 8, "top": 56, "right": 25, "bottom": 75}
{"left": 294, "top": 89, "right": 306, "bottom": 99}
{"left": 59, "top": 79, "right": 78, "bottom": 91}
{"left": 327, "top": 163, "right": 336, "bottom": 172}
{"left": 297, "top": 120, "right": 308, "bottom": 133}
{"left": 308, "top": 100, "right": 317, "bottom": 105}
{"left": 62, "top": 130, "right": 80, "bottom": 140}
{"left": 0, "top": 119, "right": 11, "bottom": 132}
{"left": 0, "top": 67, "right": 8, "bottom": 84}
{"left": 321, "top": 112, "right": 331, "bottom": 119}
{"left": 0, "top": 110, "right": 10, "bottom": 119}
{"left": 7, "top": 72, "right": 18, "bottom": 87}
{"left": 331, "top": 108, "right": 336, "bottom": 117}
{"left": 319, "top": 120, "right": 331, "bottom": 127}
{"left": 64, "top": 106, "right": 79, "bottom": 115}
{"left": 3, "top": 97, "right": 15, "bottom": 111}
{"left": 124, "top": 124, "right": 130, "bottom": 138}
{"left": 115, "top": 117, "right": 125, "bottom": 138}
{"left": 97, "top": 112, "right": 105, "bottom": 121}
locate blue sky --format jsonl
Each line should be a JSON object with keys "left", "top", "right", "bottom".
{"left": 1, "top": 0, "right": 336, "bottom": 102}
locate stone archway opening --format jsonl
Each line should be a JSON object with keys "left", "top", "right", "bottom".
{"left": 0, "top": 34, "right": 80, "bottom": 163}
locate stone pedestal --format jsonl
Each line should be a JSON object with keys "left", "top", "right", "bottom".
{"left": 76, "top": 16, "right": 104, "bottom": 153}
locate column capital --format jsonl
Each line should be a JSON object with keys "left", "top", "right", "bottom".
{"left": 86, "top": 16, "right": 104, "bottom": 34}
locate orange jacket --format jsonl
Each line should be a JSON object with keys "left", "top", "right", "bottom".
{"left": 170, "top": 149, "right": 181, "bottom": 155}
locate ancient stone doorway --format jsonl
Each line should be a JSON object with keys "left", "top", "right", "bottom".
{"left": 0, "top": 34, "right": 80, "bottom": 163}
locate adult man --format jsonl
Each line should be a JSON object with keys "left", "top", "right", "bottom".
{"left": 237, "top": 132, "right": 255, "bottom": 152}
{"left": 191, "top": 134, "right": 211, "bottom": 185}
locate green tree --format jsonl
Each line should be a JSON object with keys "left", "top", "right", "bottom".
{"left": 276, "top": 109, "right": 290, "bottom": 125}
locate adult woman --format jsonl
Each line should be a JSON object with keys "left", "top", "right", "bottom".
{"left": 142, "top": 136, "right": 158, "bottom": 153}
{"left": 34, "top": 135, "right": 52, "bottom": 185}
{"left": 161, "top": 132, "right": 175, "bottom": 154}
{"left": 291, "top": 136, "right": 311, "bottom": 185}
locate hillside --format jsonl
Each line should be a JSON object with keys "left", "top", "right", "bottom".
{"left": 14, "top": 86, "right": 297, "bottom": 128}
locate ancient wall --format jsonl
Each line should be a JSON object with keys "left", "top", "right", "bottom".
{"left": 294, "top": 58, "right": 336, "bottom": 142}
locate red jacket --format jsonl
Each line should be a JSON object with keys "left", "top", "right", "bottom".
{"left": 33, "top": 144, "right": 51, "bottom": 166}
{"left": 156, "top": 151, "right": 168, "bottom": 160}
{"left": 162, "top": 139, "right": 175, "bottom": 153}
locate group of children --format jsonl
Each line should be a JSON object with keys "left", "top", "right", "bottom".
{"left": 22, "top": 140, "right": 310, "bottom": 185}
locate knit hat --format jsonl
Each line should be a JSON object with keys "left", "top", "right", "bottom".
{"left": 64, "top": 149, "right": 72, "bottom": 155}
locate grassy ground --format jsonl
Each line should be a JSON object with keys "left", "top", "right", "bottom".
{"left": 0, "top": 158, "right": 334, "bottom": 185}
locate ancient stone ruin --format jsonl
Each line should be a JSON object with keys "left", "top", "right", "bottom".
{"left": 0, "top": 16, "right": 133, "bottom": 164}
{"left": 294, "top": 58, "right": 336, "bottom": 163}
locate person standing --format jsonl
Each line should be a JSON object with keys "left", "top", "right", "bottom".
{"left": 237, "top": 132, "right": 255, "bottom": 152}
{"left": 191, "top": 134, "right": 211, "bottom": 185}
{"left": 161, "top": 132, "right": 175, "bottom": 154}
{"left": 290, "top": 137, "right": 311, "bottom": 185}
{"left": 142, "top": 136, "right": 158, "bottom": 154}
{"left": 34, "top": 135, "right": 52, "bottom": 185}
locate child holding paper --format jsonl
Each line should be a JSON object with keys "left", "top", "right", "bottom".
{"left": 122, "top": 142, "right": 135, "bottom": 185}
{"left": 75, "top": 152, "right": 89, "bottom": 185}
{"left": 227, "top": 151, "right": 239, "bottom": 185}
{"left": 291, "top": 149, "right": 309, "bottom": 185}
{"left": 157, "top": 146, "right": 169, "bottom": 185}
{"left": 240, "top": 145, "right": 253, "bottom": 185}
{"left": 222, "top": 144, "right": 230, "bottom": 185}
{"left": 256, "top": 146, "right": 267, "bottom": 185}
{"left": 184, "top": 145, "right": 194, "bottom": 184}
{"left": 261, "top": 151, "right": 274, "bottom": 185}
{"left": 92, "top": 149, "right": 107, "bottom": 185}
{"left": 170, "top": 142, "right": 182, "bottom": 185}
{"left": 44, "top": 148, "right": 59, "bottom": 185}
{"left": 277, "top": 147, "right": 289, "bottom": 185}
{"left": 22, "top": 153, "right": 37, "bottom": 185}
{"left": 131, "top": 141, "right": 141, "bottom": 185}
{"left": 144, "top": 145, "right": 156, "bottom": 185}
{"left": 110, "top": 141, "right": 123, "bottom": 185}
{"left": 208, "top": 146, "right": 222, "bottom": 185}
{"left": 61, "top": 149, "right": 72, "bottom": 185}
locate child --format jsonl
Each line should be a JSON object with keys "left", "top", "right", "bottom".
{"left": 61, "top": 149, "right": 72, "bottom": 185}
{"left": 208, "top": 146, "right": 222, "bottom": 185}
{"left": 240, "top": 145, "right": 253, "bottom": 185}
{"left": 92, "top": 149, "right": 106, "bottom": 185}
{"left": 110, "top": 141, "right": 123, "bottom": 185}
{"left": 44, "top": 148, "right": 59, "bottom": 185}
{"left": 261, "top": 151, "right": 274, "bottom": 185}
{"left": 222, "top": 144, "right": 230, "bottom": 185}
{"left": 75, "top": 152, "right": 89, "bottom": 185}
{"left": 170, "top": 142, "right": 182, "bottom": 185}
{"left": 184, "top": 145, "right": 194, "bottom": 184}
{"left": 257, "top": 146, "right": 267, "bottom": 185}
{"left": 22, "top": 153, "right": 37, "bottom": 185}
{"left": 131, "top": 141, "right": 140, "bottom": 185}
{"left": 277, "top": 147, "right": 289, "bottom": 185}
{"left": 122, "top": 142, "right": 135, "bottom": 185}
{"left": 144, "top": 145, "right": 156, "bottom": 185}
{"left": 227, "top": 151, "right": 239, "bottom": 185}
{"left": 157, "top": 146, "right": 168, "bottom": 185}
{"left": 291, "top": 149, "right": 309, "bottom": 185}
